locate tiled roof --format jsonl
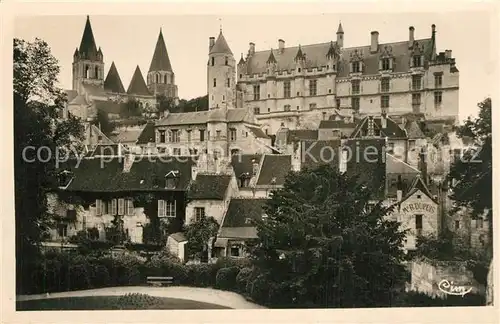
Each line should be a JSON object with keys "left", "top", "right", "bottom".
{"left": 65, "top": 90, "right": 78, "bottom": 103}
{"left": 85, "top": 124, "right": 115, "bottom": 145}
{"left": 187, "top": 174, "right": 231, "bottom": 200}
{"left": 219, "top": 227, "right": 258, "bottom": 240}
{"left": 209, "top": 30, "right": 233, "bottom": 55}
{"left": 386, "top": 154, "right": 421, "bottom": 174}
{"left": 82, "top": 84, "right": 107, "bottom": 97}
{"left": 148, "top": 29, "right": 173, "bottom": 72}
{"left": 256, "top": 155, "right": 292, "bottom": 186}
{"left": 301, "top": 140, "right": 341, "bottom": 170}
{"left": 60, "top": 156, "right": 195, "bottom": 192}
{"left": 350, "top": 116, "right": 407, "bottom": 139}
{"left": 404, "top": 120, "right": 426, "bottom": 139}
{"left": 400, "top": 175, "right": 438, "bottom": 204}
{"left": 246, "top": 125, "right": 269, "bottom": 139}
{"left": 169, "top": 232, "right": 187, "bottom": 242}
{"left": 156, "top": 108, "right": 252, "bottom": 126}
{"left": 77, "top": 16, "right": 99, "bottom": 61}
{"left": 127, "top": 66, "right": 151, "bottom": 96}
{"left": 245, "top": 38, "right": 433, "bottom": 76}
{"left": 136, "top": 122, "right": 156, "bottom": 144}
{"left": 104, "top": 62, "right": 126, "bottom": 94}
{"left": 288, "top": 129, "right": 318, "bottom": 142}
{"left": 231, "top": 154, "right": 262, "bottom": 177}
{"left": 223, "top": 198, "right": 267, "bottom": 226}
{"left": 69, "top": 94, "right": 90, "bottom": 106}
{"left": 110, "top": 128, "right": 143, "bottom": 144}
{"left": 319, "top": 120, "right": 356, "bottom": 129}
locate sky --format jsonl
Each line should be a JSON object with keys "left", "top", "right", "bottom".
{"left": 14, "top": 11, "right": 494, "bottom": 120}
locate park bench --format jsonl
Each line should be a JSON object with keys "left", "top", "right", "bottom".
{"left": 146, "top": 276, "right": 174, "bottom": 286}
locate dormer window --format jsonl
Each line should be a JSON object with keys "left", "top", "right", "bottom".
{"left": 239, "top": 173, "right": 251, "bottom": 187}
{"left": 165, "top": 170, "right": 180, "bottom": 189}
{"left": 352, "top": 61, "right": 361, "bottom": 73}
{"left": 381, "top": 58, "right": 390, "bottom": 71}
{"left": 412, "top": 55, "right": 422, "bottom": 67}
{"left": 252, "top": 159, "right": 259, "bottom": 176}
{"left": 58, "top": 170, "right": 73, "bottom": 188}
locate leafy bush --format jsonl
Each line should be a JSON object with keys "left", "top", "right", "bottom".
{"left": 235, "top": 267, "right": 254, "bottom": 293}
{"left": 114, "top": 293, "right": 164, "bottom": 309}
{"left": 215, "top": 266, "right": 240, "bottom": 290}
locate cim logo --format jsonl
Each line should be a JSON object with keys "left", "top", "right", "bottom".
{"left": 438, "top": 279, "right": 473, "bottom": 297}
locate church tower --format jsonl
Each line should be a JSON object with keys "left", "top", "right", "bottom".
{"left": 207, "top": 29, "right": 236, "bottom": 110}
{"left": 147, "top": 29, "right": 178, "bottom": 99}
{"left": 72, "top": 15, "right": 105, "bottom": 93}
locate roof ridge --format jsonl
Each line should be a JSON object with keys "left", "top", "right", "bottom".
{"left": 386, "top": 153, "right": 421, "bottom": 173}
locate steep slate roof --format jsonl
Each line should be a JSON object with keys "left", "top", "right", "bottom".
{"left": 404, "top": 120, "right": 426, "bottom": 139}
{"left": 246, "top": 125, "right": 269, "bottom": 139}
{"left": 301, "top": 140, "right": 341, "bottom": 170}
{"left": 219, "top": 198, "right": 267, "bottom": 239}
{"left": 245, "top": 37, "right": 433, "bottom": 76}
{"left": 399, "top": 175, "right": 438, "bottom": 204}
{"left": 148, "top": 29, "right": 173, "bottom": 72}
{"left": 156, "top": 108, "right": 254, "bottom": 126}
{"left": 104, "top": 62, "right": 126, "bottom": 93}
{"left": 231, "top": 154, "right": 263, "bottom": 177}
{"left": 288, "top": 129, "right": 318, "bottom": 142}
{"left": 78, "top": 16, "right": 99, "bottom": 60}
{"left": 256, "top": 155, "right": 292, "bottom": 186}
{"left": 209, "top": 30, "right": 233, "bottom": 55}
{"left": 319, "top": 120, "right": 356, "bottom": 129}
{"left": 136, "top": 122, "right": 156, "bottom": 144}
{"left": 60, "top": 156, "right": 195, "bottom": 192}
{"left": 110, "top": 128, "right": 143, "bottom": 144}
{"left": 386, "top": 154, "right": 421, "bottom": 174}
{"left": 127, "top": 66, "right": 151, "bottom": 96}
{"left": 85, "top": 124, "right": 114, "bottom": 145}
{"left": 350, "top": 116, "right": 407, "bottom": 139}
{"left": 187, "top": 174, "right": 231, "bottom": 200}
{"left": 169, "top": 232, "right": 187, "bottom": 243}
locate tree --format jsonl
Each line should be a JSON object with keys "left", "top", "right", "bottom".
{"left": 14, "top": 38, "right": 84, "bottom": 293}
{"left": 177, "top": 95, "right": 208, "bottom": 112}
{"left": 183, "top": 216, "right": 219, "bottom": 261}
{"left": 95, "top": 109, "right": 115, "bottom": 137}
{"left": 247, "top": 164, "right": 408, "bottom": 308}
{"left": 121, "top": 98, "right": 142, "bottom": 118}
{"left": 156, "top": 94, "right": 176, "bottom": 114}
{"left": 448, "top": 98, "right": 492, "bottom": 255}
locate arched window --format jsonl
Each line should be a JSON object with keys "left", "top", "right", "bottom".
{"left": 211, "top": 57, "right": 215, "bottom": 66}
{"left": 85, "top": 65, "right": 90, "bottom": 78}
{"left": 225, "top": 57, "right": 228, "bottom": 65}
{"left": 95, "top": 66, "right": 99, "bottom": 79}
{"left": 164, "top": 74, "right": 168, "bottom": 84}
{"left": 156, "top": 74, "right": 159, "bottom": 83}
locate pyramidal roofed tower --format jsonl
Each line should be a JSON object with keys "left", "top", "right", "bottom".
{"left": 127, "top": 65, "right": 151, "bottom": 96}
{"left": 146, "top": 28, "right": 178, "bottom": 99}
{"left": 104, "top": 61, "right": 126, "bottom": 93}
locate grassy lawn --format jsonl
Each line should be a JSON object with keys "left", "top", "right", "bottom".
{"left": 17, "top": 295, "right": 231, "bottom": 310}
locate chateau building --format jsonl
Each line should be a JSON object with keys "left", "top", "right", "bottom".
{"left": 66, "top": 15, "right": 178, "bottom": 124}
{"left": 235, "top": 23, "right": 459, "bottom": 134}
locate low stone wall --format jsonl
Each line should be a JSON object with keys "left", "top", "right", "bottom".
{"left": 409, "top": 258, "right": 484, "bottom": 299}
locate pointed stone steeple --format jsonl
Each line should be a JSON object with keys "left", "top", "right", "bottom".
{"left": 209, "top": 29, "right": 233, "bottom": 55}
{"left": 294, "top": 45, "right": 305, "bottom": 62}
{"left": 78, "top": 15, "right": 100, "bottom": 61}
{"left": 127, "top": 66, "right": 151, "bottom": 96}
{"left": 148, "top": 28, "right": 173, "bottom": 72}
{"left": 336, "top": 22, "right": 344, "bottom": 48}
{"left": 337, "top": 22, "right": 344, "bottom": 34}
{"left": 238, "top": 53, "right": 245, "bottom": 65}
{"left": 104, "top": 62, "right": 126, "bottom": 93}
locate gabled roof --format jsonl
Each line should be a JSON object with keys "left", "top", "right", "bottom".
{"left": 69, "top": 94, "right": 90, "bottom": 106}
{"left": 256, "top": 155, "right": 292, "bottom": 186}
{"left": 110, "top": 128, "right": 143, "bottom": 144}
{"left": 78, "top": 15, "right": 99, "bottom": 61}
{"left": 246, "top": 125, "right": 269, "bottom": 139}
{"left": 300, "top": 140, "right": 341, "bottom": 170}
{"left": 148, "top": 29, "right": 173, "bottom": 72}
{"left": 209, "top": 30, "right": 233, "bottom": 55}
{"left": 295, "top": 45, "right": 305, "bottom": 61}
{"left": 399, "top": 175, "right": 438, "bottom": 204}
{"left": 127, "top": 66, "right": 151, "bottom": 96}
{"left": 319, "top": 120, "right": 356, "bottom": 129}
{"left": 244, "top": 37, "right": 433, "bottom": 76}
{"left": 104, "top": 62, "right": 126, "bottom": 93}
{"left": 266, "top": 49, "right": 277, "bottom": 64}
{"left": 85, "top": 124, "right": 114, "bottom": 146}
{"left": 386, "top": 153, "right": 421, "bottom": 174}
{"left": 136, "top": 122, "right": 156, "bottom": 144}
{"left": 219, "top": 198, "right": 267, "bottom": 239}
{"left": 231, "top": 154, "right": 262, "bottom": 177}
{"left": 350, "top": 116, "right": 407, "bottom": 139}
{"left": 59, "top": 156, "right": 195, "bottom": 192}
{"left": 187, "top": 174, "right": 231, "bottom": 200}
{"left": 404, "top": 120, "right": 426, "bottom": 139}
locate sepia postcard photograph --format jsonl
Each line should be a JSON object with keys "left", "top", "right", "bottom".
{"left": 2, "top": 1, "right": 499, "bottom": 323}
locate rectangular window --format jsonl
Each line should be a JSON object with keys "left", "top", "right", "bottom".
{"left": 435, "top": 74, "right": 443, "bottom": 88}
{"left": 351, "top": 97, "right": 360, "bottom": 111}
{"left": 381, "top": 78, "right": 390, "bottom": 92}
{"left": 194, "top": 207, "right": 205, "bottom": 222}
{"left": 409, "top": 140, "right": 416, "bottom": 150}
{"left": 455, "top": 220, "right": 460, "bottom": 230}
{"left": 253, "top": 107, "right": 260, "bottom": 115}
{"left": 213, "top": 78, "right": 216, "bottom": 87}
{"left": 412, "top": 55, "right": 422, "bottom": 67}
{"left": 309, "top": 79, "right": 317, "bottom": 96}
{"left": 381, "top": 95, "right": 390, "bottom": 109}
{"left": 216, "top": 130, "right": 221, "bottom": 139}
{"left": 159, "top": 130, "right": 166, "bottom": 143}
{"left": 415, "top": 214, "right": 423, "bottom": 236}
{"left": 126, "top": 199, "right": 134, "bottom": 215}
{"left": 211, "top": 57, "right": 215, "bottom": 66}
{"left": 309, "top": 103, "right": 317, "bottom": 110}
{"left": 199, "top": 129, "right": 205, "bottom": 142}
{"left": 283, "top": 81, "right": 291, "bottom": 98}
{"left": 336, "top": 98, "right": 340, "bottom": 109}
{"left": 253, "top": 85, "right": 260, "bottom": 100}
{"left": 434, "top": 91, "right": 443, "bottom": 105}
{"left": 381, "top": 58, "right": 391, "bottom": 70}
{"left": 96, "top": 199, "right": 102, "bottom": 216}
{"left": 57, "top": 223, "right": 68, "bottom": 238}
{"left": 476, "top": 218, "right": 484, "bottom": 229}
{"left": 118, "top": 198, "right": 125, "bottom": 215}
{"left": 412, "top": 75, "right": 422, "bottom": 90}
{"left": 169, "top": 130, "right": 179, "bottom": 143}
{"left": 166, "top": 201, "right": 176, "bottom": 218}
{"left": 412, "top": 93, "right": 421, "bottom": 113}
{"left": 158, "top": 200, "right": 165, "bottom": 217}
{"left": 173, "top": 148, "right": 181, "bottom": 155}
{"left": 229, "top": 128, "right": 237, "bottom": 141}
{"left": 351, "top": 80, "right": 360, "bottom": 94}
{"left": 230, "top": 246, "right": 240, "bottom": 257}
{"left": 387, "top": 142, "right": 395, "bottom": 154}
{"left": 187, "top": 129, "right": 192, "bottom": 142}
{"left": 284, "top": 105, "right": 291, "bottom": 112}
{"left": 111, "top": 199, "right": 117, "bottom": 215}
{"left": 227, "top": 78, "right": 230, "bottom": 87}
{"left": 352, "top": 61, "right": 361, "bottom": 73}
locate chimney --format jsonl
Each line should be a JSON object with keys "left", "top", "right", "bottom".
{"left": 381, "top": 112, "right": 387, "bottom": 129}
{"left": 248, "top": 42, "right": 255, "bottom": 56}
{"left": 209, "top": 37, "right": 215, "bottom": 51}
{"left": 278, "top": 39, "right": 285, "bottom": 53}
{"left": 123, "top": 153, "right": 134, "bottom": 173}
{"left": 396, "top": 175, "right": 403, "bottom": 201}
{"left": 418, "top": 148, "right": 428, "bottom": 185}
{"left": 445, "top": 50, "right": 452, "bottom": 59}
{"left": 370, "top": 31, "right": 379, "bottom": 53}
{"left": 252, "top": 158, "right": 259, "bottom": 176}
{"left": 409, "top": 26, "right": 415, "bottom": 48}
